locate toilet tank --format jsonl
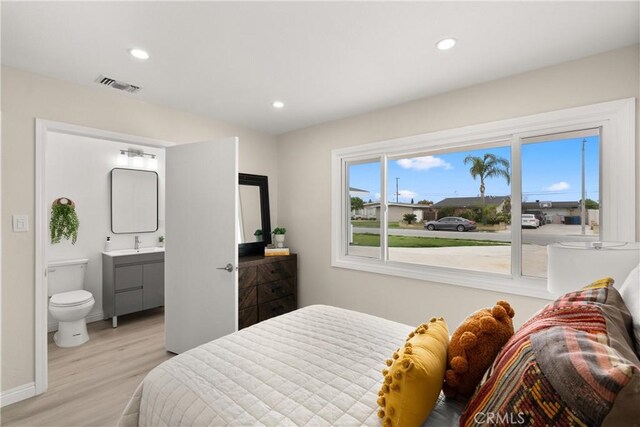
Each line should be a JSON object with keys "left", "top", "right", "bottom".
{"left": 48, "top": 259, "right": 89, "bottom": 296}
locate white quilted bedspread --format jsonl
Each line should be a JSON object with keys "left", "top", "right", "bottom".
{"left": 119, "top": 305, "right": 462, "bottom": 427}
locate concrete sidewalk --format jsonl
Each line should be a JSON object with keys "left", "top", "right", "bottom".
{"left": 348, "top": 244, "right": 547, "bottom": 277}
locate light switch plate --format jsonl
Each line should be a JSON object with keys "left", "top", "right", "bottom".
{"left": 12, "top": 215, "right": 29, "bottom": 232}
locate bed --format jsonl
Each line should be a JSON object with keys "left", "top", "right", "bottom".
{"left": 119, "top": 305, "right": 464, "bottom": 426}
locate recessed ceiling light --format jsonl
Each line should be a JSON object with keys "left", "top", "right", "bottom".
{"left": 436, "top": 38, "right": 457, "bottom": 51}
{"left": 129, "top": 48, "right": 150, "bottom": 60}
{"left": 272, "top": 101, "right": 285, "bottom": 109}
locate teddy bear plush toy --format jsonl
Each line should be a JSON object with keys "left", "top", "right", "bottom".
{"left": 443, "top": 300, "right": 515, "bottom": 399}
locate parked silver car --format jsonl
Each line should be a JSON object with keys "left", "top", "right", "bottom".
{"left": 424, "top": 217, "right": 477, "bottom": 232}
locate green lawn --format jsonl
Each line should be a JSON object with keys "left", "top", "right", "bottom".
{"left": 352, "top": 233, "right": 509, "bottom": 248}
{"left": 351, "top": 220, "right": 402, "bottom": 229}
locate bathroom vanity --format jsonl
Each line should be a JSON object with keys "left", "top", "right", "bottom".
{"left": 102, "top": 248, "right": 165, "bottom": 327}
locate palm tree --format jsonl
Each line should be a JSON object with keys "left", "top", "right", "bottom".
{"left": 463, "top": 153, "right": 510, "bottom": 206}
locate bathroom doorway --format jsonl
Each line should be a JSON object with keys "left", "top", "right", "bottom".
{"left": 35, "top": 120, "right": 173, "bottom": 395}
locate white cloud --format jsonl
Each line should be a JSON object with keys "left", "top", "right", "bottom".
{"left": 396, "top": 156, "right": 452, "bottom": 171}
{"left": 374, "top": 192, "right": 381, "bottom": 201}
{"left": 397, "top": 190, "right": 417, "bottom": 199}
{"left": 545, "top": 181, "right": 570, "bottom": 191}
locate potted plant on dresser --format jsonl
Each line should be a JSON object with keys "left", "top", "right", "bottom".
{"left": 272, "top": 227, "right": 286, "bottom": 248}
{"left": 254, "top": 229, "right": 264, "bottom": 242}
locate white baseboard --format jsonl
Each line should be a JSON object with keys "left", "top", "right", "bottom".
{"left": 0, "top": 382, "right": 36, "bottom": 407}
{"left": 48, "top": 310, "right": 105, "bottom": 333}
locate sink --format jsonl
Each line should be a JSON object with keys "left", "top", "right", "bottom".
{"left": 103, "top": 247, "right": 165, "bottom": 257}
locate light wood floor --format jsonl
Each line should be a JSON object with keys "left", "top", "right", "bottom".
{"left": 2, "top": 308, "right": 173, "bottom": 427}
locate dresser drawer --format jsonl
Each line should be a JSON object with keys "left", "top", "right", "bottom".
{"left": 238, "top": 285, "right": 257, "bottom": 309}
{"left": 257, "top": 261, "right": 294, "bottom": 284}
{"left": 238, "top": 266, "right": 257, "bottom": 289}
{"left": 239, "top": 306, "right": 258, "bottom": 330}
{"left": 258, "top": 295, "right": 296, "bottom": 322}
{"left": 257, "top": 279, "right": 295, "bottom": 304}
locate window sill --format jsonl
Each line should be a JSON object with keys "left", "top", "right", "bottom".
{"left": 332, "top": 255, "right": 554, "bottom": 300}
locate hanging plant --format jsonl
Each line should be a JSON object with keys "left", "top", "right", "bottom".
{"left": 50, "top": 198, "right": 80, "bottom": 244}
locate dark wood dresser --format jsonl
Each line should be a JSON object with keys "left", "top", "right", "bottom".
{"left": 238, "top": 254, "right": 297, "bottom": 329}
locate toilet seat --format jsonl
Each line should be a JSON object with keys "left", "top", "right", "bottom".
{"left": 50, "top": 290, "right": 93, "bottom": 307}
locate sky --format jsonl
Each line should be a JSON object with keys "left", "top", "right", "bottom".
{"left": 349, "top": 135, "right": 599, "bottom": 204}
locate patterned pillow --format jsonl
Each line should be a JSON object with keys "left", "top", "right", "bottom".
{"left": 377, "top": 317, "right": 449, "bottom": 427}
{"left": 461, "top": 278, "right": 640, "bottom": 427}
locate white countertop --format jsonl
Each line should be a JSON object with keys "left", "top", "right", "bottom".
{"left": 102, "top": 247, "right": 165, "bottom": 257}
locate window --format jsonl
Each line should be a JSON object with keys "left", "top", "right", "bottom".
{"left": 331, "top": 99, "right": 635, "bottom": 299}
{"left": 521, "top": 129, "right": 601, "bottom": 278}
{"left": 383, "top": 144, "right": 512, "bottom": 275}
{"left": 348, "top": 159, "right": 381, "bottom": 259}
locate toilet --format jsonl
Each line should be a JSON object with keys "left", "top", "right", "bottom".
{"left": 48, "top": 259, "right": 95, "bottom": 348}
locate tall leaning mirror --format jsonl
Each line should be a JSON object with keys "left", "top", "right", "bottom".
{"left": 238, "top": 173, "right": 271, "bottom": 256}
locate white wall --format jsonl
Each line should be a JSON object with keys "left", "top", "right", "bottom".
{"left": 277, "top": 45, "right": 640, "bottom": 331}
{"left": 1, "top": 66, "right": 279, "bottom": 392}
{"left": 45, "top": 133, "right": 166, "bottom": 330}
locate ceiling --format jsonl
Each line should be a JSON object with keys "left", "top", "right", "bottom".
{"left": 2, "top": 2, "right": 639, "bottom": 135}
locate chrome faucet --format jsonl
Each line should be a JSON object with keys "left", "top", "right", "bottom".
{"left": 134, "top": 236, "right": 141, "bottom": 250}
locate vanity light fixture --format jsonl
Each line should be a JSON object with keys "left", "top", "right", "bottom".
{"left": 129, "top": 48, "right": 150, "bottom": 60}
{"left": 132, "top": 156, "right": 144, "bottom": 168}
{"left": 147, "top": 155, "right": 158, "bottom": 170}
{"left": 272, "top": 101, "right": 285, "bottom": 109}
{"left": 117, "top": 150, "right": 129, "bottom": 166}
{"left": 117, "top": 149, "right": 158, "bottom": 170}
{"left": 436, "top": 38, "right": 457, "bottom": 50}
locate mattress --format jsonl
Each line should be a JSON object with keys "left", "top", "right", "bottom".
{"left": 119, "top": 305, "right": 462, "bottom": 426}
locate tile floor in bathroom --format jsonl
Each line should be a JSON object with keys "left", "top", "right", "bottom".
{"left": 1, "top": 308, "right": 172, "bottom": 427}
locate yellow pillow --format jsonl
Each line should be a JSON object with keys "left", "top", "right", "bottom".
{"left": 377, "top": 317, "right": 449, "bottom": 427}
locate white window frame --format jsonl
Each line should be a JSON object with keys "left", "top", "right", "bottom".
{"left": 331, "top": 98, "right": 636, "bottom": 299}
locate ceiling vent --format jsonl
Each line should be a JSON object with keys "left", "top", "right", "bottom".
{"left": 94, "top": 75, "right": 141, "bottom": 94}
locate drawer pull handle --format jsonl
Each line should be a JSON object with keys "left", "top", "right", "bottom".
{"left": 271, "top": 287, "right": 282, "bottom": 293}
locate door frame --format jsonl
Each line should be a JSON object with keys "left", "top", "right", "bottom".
{"left": 34, "top": 119, "right": 174, "bottom": 396}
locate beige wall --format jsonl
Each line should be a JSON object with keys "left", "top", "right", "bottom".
{"left": 1, "top": 67, "right": 279, "bottom": 391}
{"left": 2, "top": 44, "right": 639, "bottom": 394}
{"left": 277, "top": 45, "right": 640, "bottom": 332}
{"left": 388, "top": 206, "right": 414, "bottom": 222}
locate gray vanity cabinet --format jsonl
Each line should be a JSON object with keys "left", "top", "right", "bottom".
{"left": 103, "top": 251, "right": 164, "bottom": 327}
{"left": 142, "top": 262, "right": 164, "bottom": 309}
